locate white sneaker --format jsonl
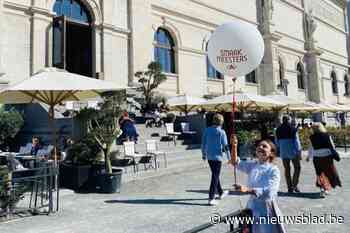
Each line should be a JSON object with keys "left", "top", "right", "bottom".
{"left": 320, "top": 190, "right": 326, "bottom": 198}
{"left": 208, "top": 199, "right": 219, "bottom": 206}
{"left": 219, "top": 190, "right": 229, "bottom": 200}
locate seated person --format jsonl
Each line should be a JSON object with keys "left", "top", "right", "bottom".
{"left": 119, "top": 112, "right": 139, "bottom": 143}
{"left": 62, "top": 138, "right": 75, "bottom": 161}
{"left": 30, "top": 137, "right": 42, "bottom": 156}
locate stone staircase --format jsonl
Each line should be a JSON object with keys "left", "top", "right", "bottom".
{"left": 112, "top": 122, "right": 206, "bottom": 183}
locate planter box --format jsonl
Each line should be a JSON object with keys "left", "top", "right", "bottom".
{"left": 92, "top": 168, "right": 123, "bottom": 193}
{"left": 59, "top": 162, "right": 91, "bottom": 191}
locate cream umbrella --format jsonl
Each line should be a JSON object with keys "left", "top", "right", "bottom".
{"left": 203, "top": 92, "right": 284, "bottom": 112}
{"left": 167, "top": 94, "right": 207, "bottom": 114}
{"left": 289, "top": 101, "right": 343, "bottom": 112}
{"left": 265, "top": 95, "right": 305, "bottom": 110}
{"left": 0, "top": 68, "right": 128, "bottom": 152}
{"left": 0, "top": 68, "right": 129, "bottom": 211}
{"left": 322, "top": 102, "right": 350, "bottom": 112}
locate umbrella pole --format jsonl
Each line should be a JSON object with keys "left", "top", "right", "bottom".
{"left": 231, "top": 77, "right": 237, "bottom": 186}
{"left": 48, "top": 105, "right": 59, "bottom": 212}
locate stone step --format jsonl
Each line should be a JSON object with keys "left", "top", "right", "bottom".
{"left": 120, "top": 148, "right": 205, "bottom": 183}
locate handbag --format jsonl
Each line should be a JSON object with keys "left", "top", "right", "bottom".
{"left": 329, "top": 136, "right": 341, "bottom": 162}
{"left": 330, "top": 147, "right": 341, "bottom": 162}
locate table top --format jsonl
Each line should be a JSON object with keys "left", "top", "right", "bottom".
{"left": 0, "top": 152, "right": 39, "bottom": 160}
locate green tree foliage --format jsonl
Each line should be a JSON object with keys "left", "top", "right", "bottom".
{"left": 82, "top": 91, "right": 125, "bottom": 173}
{"left": 135, "top": 62, "right": 166, "bottom": 112}
{"left": 0, "top": 108, "right": 24, "bottom": 147}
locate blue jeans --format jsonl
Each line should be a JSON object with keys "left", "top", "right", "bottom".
{"left": 208, "top": 160, "right": 223, "bottom": 200}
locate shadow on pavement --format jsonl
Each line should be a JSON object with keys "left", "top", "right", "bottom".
{"left": 186, "top": 189, "right": 248, "bottom": 196}
{"left": 104, "top": 198, "right": 209, "bottom": 206}
{"left": 278, "top": 191, "right": 322, "bottom": 199}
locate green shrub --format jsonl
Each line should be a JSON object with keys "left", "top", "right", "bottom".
{"left": 298, "top": 128, "right": 312, "bottom": 150}
{"left": 0, "top": 108, "right": 24, "bottom": 149}
{"left": 236, "top": 130, "right": 260, "bottom": 145}
{"left": 327, "top": 127, "right": 350, "bottom": 146}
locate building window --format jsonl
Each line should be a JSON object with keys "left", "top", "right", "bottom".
{"left": 206, "top": 43, "right": 222, "bottom": 79}
{"left": 53, "top": 0, "right": 93, "bottom": 77}
{"left": 297, "top": 63, "right": 305, "bottom": 89}
{"left": 53, "top": 0, "right": 91, "bottom": 23}
{"left": 345, "top": 74, "right": 350, "bottom": 96}
{"left": 331, "top": 71, "right": 338, "bottom": 95}
{"left": 245, "top": 70, "right": 256, "bottom": 83}
{"left": 278, "top": 58, "right": 284, "bottom": 87}
{"left": 154, "top": 28, "right": 176, "bottom": 74}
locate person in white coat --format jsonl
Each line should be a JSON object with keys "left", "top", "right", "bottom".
{"left": 232, "top": 139, "right": 286, "bottom": 233}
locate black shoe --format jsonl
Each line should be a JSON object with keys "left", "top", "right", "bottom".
{"left": 293, "top": 187, "right": 301, "bottom": 193}
{"left": 288, "top": 188, "right": 294, "bottom": 193}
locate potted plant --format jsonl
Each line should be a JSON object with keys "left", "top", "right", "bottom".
{"left": 83, "top": 91, "right": 125, "bottom": 193}
{"left": 135, "top": 62, "right": 166, "bottom": 114}
{"left": 59, "top": 139, "right": 96, "bottom": 191}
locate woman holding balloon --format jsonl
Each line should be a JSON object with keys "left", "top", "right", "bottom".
{"left": 232, "top": 137, "right": 286, "bottom": 233}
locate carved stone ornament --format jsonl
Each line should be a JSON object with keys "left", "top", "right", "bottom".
{"left": 262, "top": 0, "right": 274, "bottom": 23}
{"left": 303, "top": 10, "right": 317, "bottom": 50}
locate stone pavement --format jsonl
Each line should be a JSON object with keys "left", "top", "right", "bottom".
{"left": 0, "top": 149, "right": 349, "bottom": 233}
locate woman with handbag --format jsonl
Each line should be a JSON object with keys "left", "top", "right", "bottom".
{"left": 307, "top": 123, "right": 342, "bottom": 198}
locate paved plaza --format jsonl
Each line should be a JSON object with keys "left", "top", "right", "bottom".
{"left": 0, "top": 150, "right": 349, "bottom": 233}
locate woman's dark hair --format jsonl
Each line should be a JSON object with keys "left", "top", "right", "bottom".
{"left": 256, "top": 139, "right": 277, "bottom": 162}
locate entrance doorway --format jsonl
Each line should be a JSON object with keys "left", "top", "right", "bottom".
{"left": 52, "top": 0, "right": 93, "bottom": 77}
{"left": 66, "top": 22, "right": 92, "bottom": 77}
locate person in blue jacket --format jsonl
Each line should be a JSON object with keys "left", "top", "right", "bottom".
{"left": 119, "top": 112, "right": 139, "bottom": 143}
{"left": 201, "top": 113, "right": 230, "bottom": 206}
{"left": 276, "top": 116, "right": 302, "bottom": 193}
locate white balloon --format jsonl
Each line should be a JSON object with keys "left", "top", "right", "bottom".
{"left": 208, "top": 21, "right": 265, "bottom": 77}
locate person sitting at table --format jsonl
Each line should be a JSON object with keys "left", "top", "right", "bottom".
{"left": 30, "top": 137, "right": 41, "bottom": 156}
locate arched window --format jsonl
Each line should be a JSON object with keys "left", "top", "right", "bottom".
{"left": 206, "top": 43, "right": 222, "bottom": 79}
{"left": 345, "top": 74, "right": 350, "bottom": 96}
{"left": 245, "top": 70, "right": 256, "bottom": 83}
{"left": 53, "top": 0, "right": 93, "bottom": 77}
{"left": 154, "top": 28, "right": 176, "bottom": 73}
{"left": 53, "top": 0, "right": 91, "bottom": 23}
{"left": 331, "top": 71, "right": 338, "bottom": 94}
{"left": 278, "top": 58, "right": 284, "bottom": 88}
{"left": 297, "top": 63, "right": 305, "bottom": 89}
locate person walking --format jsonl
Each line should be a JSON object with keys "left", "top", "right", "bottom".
{"left": 276, "top": 116, "right": 302, "bottom": 193}
{"left": 201, "top": 113, "right": 230, "bottom": 206}
{"left": 233, "top": 138, "right": 286, "bottom": 233}
{"left": 307, "top": 123, "right": 342, "bottom": 198}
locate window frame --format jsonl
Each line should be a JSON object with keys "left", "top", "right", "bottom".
{"left": 296, "top": 63, "right": 305, "bottom": 90}
{"left": 154, "top": 28, "right": 176, "bottom": 74}
{"left": 345, "top": 74, "right": 350, "bottom": 96}
{"left": 53, "top": 0, "right": 92, "bottom": 24}
{"left": 331, "top": 71, "right": 338, "bottom": 95}
{"left": 245, "top": 70, "right": 257, "bottom": 84}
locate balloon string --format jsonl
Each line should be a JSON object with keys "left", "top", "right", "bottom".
{"left": 231, "top": 77, "right": 237, "bottom": 186}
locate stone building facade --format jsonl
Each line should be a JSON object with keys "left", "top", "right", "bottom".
{"left": 0, "top": 0, "right": 348, "bottom": 109}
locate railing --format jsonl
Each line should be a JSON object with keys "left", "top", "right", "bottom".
{"left": 0, "top": 163, "right": 59, "bottom": 221}
{"left": 184, "top": 209, "right": 252, "bottom": 233}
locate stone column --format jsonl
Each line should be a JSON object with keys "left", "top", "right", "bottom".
{"left": 259, "top": 33, "right": 282, "bottom": 95}
{"left": 0, "top": 0, "right": 4, "bottom": 76}
{"left": 257, "top": 0, "right": 282, "bottom": 95}
{"left": 304, "top": 49, "right": 324, "bottom": 102}
{"left": 29, "top": 6, "right": 53, "bottom": 74}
